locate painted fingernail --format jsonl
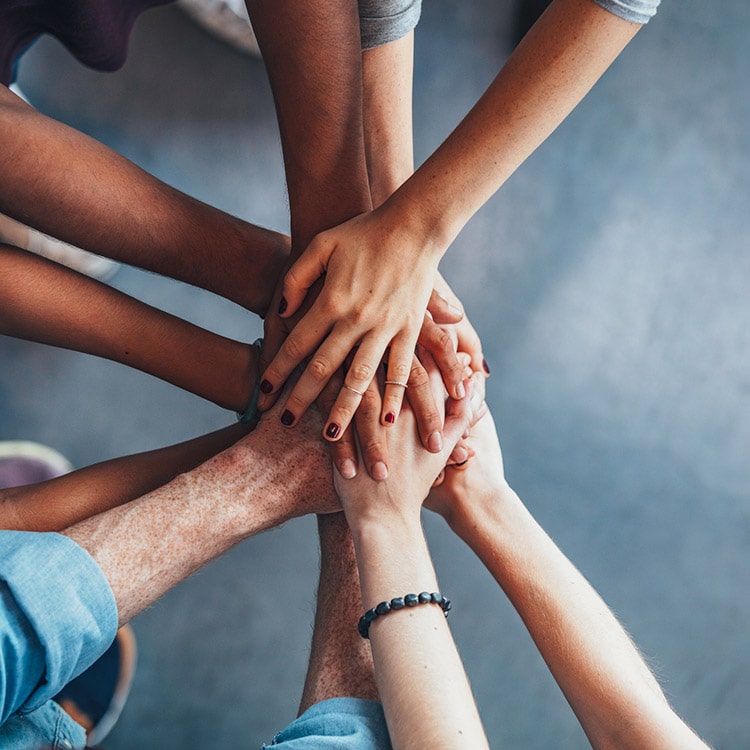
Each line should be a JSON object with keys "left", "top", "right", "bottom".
{"left": 339, "top": 459, "right": 357, "bottom": 479}
{"left": 385, "top": 412, "right": 395, "bottom": 424}
{"left": 428, "top": 431, "right": 443, "bottom": 453}
{"left": 325, "top": 422, "right": 341, "bottom": 439}
{"left": 281, "top": 410, "right": 295, "bottom": 426}
{"left": 482, "top": 358, "right": 491, "bottom": 375}
{"left": 260, "top": 379, "right": 274, "bottom": 394}
{"left": 455, "top": 381, "right": 466, "bottom": 399}
{"left": 277, "top": 296, "right": 288, "bottom": 315}
{"left": 371, "top": 461, "right": 389, "bottom": 480}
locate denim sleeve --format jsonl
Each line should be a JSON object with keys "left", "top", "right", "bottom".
{"left": 0, "top": 531, "right": 118, "bottom": 724}
{"left": 358, "top": 0, "right": 422, "bottom": 50}
{"left": 592, "top": 0, "right": 660, "bottom": 24}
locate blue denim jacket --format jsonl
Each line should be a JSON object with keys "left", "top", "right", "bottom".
{"left": 0, "top": 532, "right": 118, "bottom": 749}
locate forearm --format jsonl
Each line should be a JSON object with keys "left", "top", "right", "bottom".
{"left": 382, "top": 0, "right": 640, "bottom": 255}
{"left": 0, "top": 423, "right": 250, "bottom": 532}
{"left": 0, "top": 87, "right": 288, "bottom": 313}
{"left": 362, "top": 32, "right": 415, "bottom": 206}
{"left": 0, "top": 244, "right": 257, "bottom": 411}
{"left": 246, "top": 0, "right": 372, "bottom": 252}
{"left": 453, "top": 490, "right": 708, "bottom": 749}
{"left": 63, "top": 397, "right": 336, "bottom": 625}
{"left": 350, "top": 513, "right": 488, "bottom": 749}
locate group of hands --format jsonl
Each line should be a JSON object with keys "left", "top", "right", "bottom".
{"left": 254, "top": 213, "right": 488, "bottom": 486}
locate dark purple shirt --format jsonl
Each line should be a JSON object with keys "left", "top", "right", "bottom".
{"left": 1, "top": 0, "right": 173, "bottom": 85}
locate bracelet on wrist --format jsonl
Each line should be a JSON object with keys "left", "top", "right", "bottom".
{"left": 358, "top": 592, "right": 451, "bottom": 639}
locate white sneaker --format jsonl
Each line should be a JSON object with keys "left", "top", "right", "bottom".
{"left": 0, "top": 212, "right": 120, "bottom": 282}
{"left": 178, "top": 0, "right": 261, "bottom": 57}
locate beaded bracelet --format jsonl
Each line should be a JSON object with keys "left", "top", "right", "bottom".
{"left": 358, "top": 592, "right": 451, "bottom": 639}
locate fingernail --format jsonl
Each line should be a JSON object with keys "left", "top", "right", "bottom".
{"left": 482, "top": 358, "right": 490, "bottom": 376}
{"left": 260, "top": 379, "right": 274, "bottom": 394}
{"left": 455, "top": 381, "right": 466, "bottom": 399}
{"left": 453, "top": 446, "right": 469, "bottom": 463}
{"left": 371, "top": 461, "right": 389, "bottom": 480}
{"left": 384, "top": 412, "right": 395, "bottom": 424}
{"left": 325, "top": 422, "right": 341, "bottom": 439}
{"left": 277, "top": 296, "right": 288, "bottom": 315}
{"left": 281, "top": 410, "right": 295, "bottom": 426}
{"left": 448, "top": 302, "right": 463, "bottom": 317}
{"left": 339, "top": 459, "right": 357, "bottom": 479}
{"left": 428, "top": 431, "right": 443, "bottom": 453}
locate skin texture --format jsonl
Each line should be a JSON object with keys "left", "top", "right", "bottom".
{"left": 63, "top": 388, "right": 337, "bottom": 626}
{"left": 334, "top": 367, "right": 490, "bottom": 749}
{"left": 261, "top": 0, "right": 640, "bottom": 440}
{"left": 426, "top": 411, "right": 710, "bottom": 750}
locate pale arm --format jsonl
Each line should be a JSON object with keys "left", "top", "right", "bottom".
{"left": 428, "top": 412, "right": 710, "bottom": 750}
{"left": 266, "top": 0, "right": 640, "bottom": 430}
{"left": 63, "top": 392, "right": 337, "bottom": 625}
{"left": 336, "top": 369, "right": 488, "bottom": 748}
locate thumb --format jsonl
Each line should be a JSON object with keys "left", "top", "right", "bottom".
{"left": 426, "top": 288, "right": 464, "bottom": 325}
{"left": 279, "top": 235, "right": 331, "bottom": 318}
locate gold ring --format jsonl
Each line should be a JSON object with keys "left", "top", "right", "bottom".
{"left": 384, "top": 380, "right": 409, "bottom": 389}
{"left": 343, "top": 383, "right": 365, "bottom": 397}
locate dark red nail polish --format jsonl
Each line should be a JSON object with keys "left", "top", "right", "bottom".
{"left": 281, "top": 410, "right": 295, "bottom": 426}
{"left": 325, "top": 422, "right": 341, "bottom": 439}
{"left": 482, "top": 358, "right": 491, "bottom": 375}
{"left": 278, "top": 296, "right": 288, "bottom": 315}
{"left": 260, "top": 379, "right": 273, "bottom": 394}
{"left": 385, "top": 412, "right": 395, "bottom": 424}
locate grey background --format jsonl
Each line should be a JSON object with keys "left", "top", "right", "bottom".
{"left": 2, "top": 0, "right": 748, "bottom": 747}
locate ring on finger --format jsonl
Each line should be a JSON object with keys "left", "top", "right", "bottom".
{"left": 343, "top": 383, "right": 366, "bottom": 397}
{"left": 384, "top": 380, "right": 409, "bottom": 389}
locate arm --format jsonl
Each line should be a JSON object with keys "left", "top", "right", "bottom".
{"left": 427, "top": 410, "right": 710, "bottom": 750}
{"left": 0, "top": 390, "right": 336, "bottom": 724}
{"left": 0, "top": 84, "right": 289, "bottom": 315}
{"left": 262, "top": 0, "right": 640, "bottom": 432}
{"left": 335, "top": 365, "right": 488, "bottom": 748}
{"left": 63, "top": 385, "right": 338, "bottom": 626}
{"left": 0, "top": 244, "right": 259, "bottom": 412}
{"left": 0, "top": 423, "right": 250, "bottom": 531}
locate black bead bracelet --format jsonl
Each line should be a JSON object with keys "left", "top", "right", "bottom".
{"left": 358, "top": 592, "right": 451, "bottom": 639}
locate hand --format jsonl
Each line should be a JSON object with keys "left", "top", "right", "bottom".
{"left": 225, "top": 376, "right": 341, "bottom": 520}
{"left": 257, "top": 208, "right": 443, "bottom": 443}
{"left": 334, "top": 364, "right": 486, "bottom": 528}
{"left": 425, "top": 407, "right": 511, "bottom": 534}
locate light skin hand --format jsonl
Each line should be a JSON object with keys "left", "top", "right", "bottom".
{"left": 259, "top": 206, "right": 443, "bottom": 442}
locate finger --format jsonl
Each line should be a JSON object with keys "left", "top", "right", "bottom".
{"left": 322, "top": 335, "right": 388, "bottom": 441}
{"left": 354, "top": 378, "right": 390, "bottom": 480}
{"left": 405, "top": 356, "right": 444, "bottom": 453}
{"left": 279, "top": 234, "right": 331, "bottom": 318}
{"left": 318, "top": 370, "right": 358, "bottom": 479}
{"left": 257, "top": 313, "right": 289, "bottom": 412}
{"left": 257, "top": 303, "right": 336, "bottom": 410}
{"left": 455, "top": 317, "right": 487, "bottom": 375}
{"left": 381, "top": 336, "right": 415, "bottom": 426}
{"left": 426, "top": 287, "right": 464, "bottom": 325}
{"left": 432, "top": 469, "right": 446, "bottom": 487}
{"left": 276, "top": 327, "right": 357, "bottom": 427}
{"left": 417, "top": 316, "right": 467, "bottom": 400}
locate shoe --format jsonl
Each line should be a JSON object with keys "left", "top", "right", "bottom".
{"left": 0, "top": 441, "right": 73, "bottom": 488}
{"left": 178, "top": 0, "right": 261, "bottom": 56}
{"left": 55, "top": 625, "right": 138, "bottom": 747}
{"left": 0, "top": 211, "right": 120, "bottom": 282}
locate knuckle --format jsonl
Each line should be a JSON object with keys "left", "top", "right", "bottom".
{"left": 282, "top": 335, "right": 307, "bottom": 362}
{"left": 307, "top": 357, "right": 332, "bottom": 384}
{"left": 408, "top": 363, "right": 430, "bottom": 389}
{"left": 391, "top": 362, "right": 411, "bottom": 381}
{"left": 349, "top": 361, "right": 374, "bottom": 384}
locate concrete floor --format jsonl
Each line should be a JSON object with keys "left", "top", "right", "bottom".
{"left": 2, "top": 0, "right": 749, "bottom": 747}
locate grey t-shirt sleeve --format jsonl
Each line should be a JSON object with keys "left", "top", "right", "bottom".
{"left": 592, "top": 0, "right": 661, "bottom": 24}
{"left": 358, "top": 0, "right": 422, "bottom": 50}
